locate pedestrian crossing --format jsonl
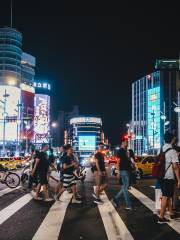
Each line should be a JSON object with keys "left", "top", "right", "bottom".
{"left": 0, "top": 182, "right": 180, "bottom": 240}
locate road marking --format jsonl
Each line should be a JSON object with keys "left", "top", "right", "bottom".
{"left": 129, "top": 187, "right": 180, "bottom": 234}
{"left": 93, "top": 186, "right": 134, "bottom": 240}
{"left": 0, "top": 193, "right": 32, "bottom": 225}
{"left": 32, "top": 191, "right": 72, "bottom": 240}
{"left": 0, "top": 186, "right": 21, "bottom": 198}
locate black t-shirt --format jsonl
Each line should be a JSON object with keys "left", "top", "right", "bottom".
{"left": 49, "top": 154, "right": 55, "bottom": 165}
{"left": 62, "top": 155, "right": 74, "bottom": 175}
{"left": 94, "top": 151, "right": 105, "bottom": 171}
{"left": 36, "top": 151, "right": 50, "bottom": 173}
{"left": 117, "top": 148, "right": 131, "bottom": 171}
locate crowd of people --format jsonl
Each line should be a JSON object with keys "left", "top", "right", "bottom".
{"left": 110, "top": 131, "right": 180, "bottom": 224}
{"left": 27, "top": 131, "right": 180, "bottom": 225}
{"left": 29, "top": 144, "right": 82, "bottom": 203}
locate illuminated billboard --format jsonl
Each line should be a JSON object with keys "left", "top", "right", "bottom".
{"left": 70, "top": 117, "right": 102, "bottom": 125}
{"left": 79, "top": 136, "right": 96, "bottom": 151}
{"left": 147, "top": 87, "right": 161, "bottom": 149}
{"left": 34, "top": 94, "right": 50, "bottom": 143}
{"left": 0, "top": 86, "right": 20, "bottom": 141}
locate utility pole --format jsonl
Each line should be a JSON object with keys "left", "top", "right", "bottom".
{"left": 2, "top": 89, "right": 10, "bottom": 156}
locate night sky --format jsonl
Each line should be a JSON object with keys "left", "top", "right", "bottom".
{"left": 0, "top": 1, "right": 180, "bottom": 144}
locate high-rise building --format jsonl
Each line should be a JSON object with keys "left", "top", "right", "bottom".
{"left": 56, "top": 106, "right": 79, "bottom": 146}
{"left": 0, "top": 27, "right": 36, "bottom": 154}
{"left": 20, "top": 52, "right": 36, "bottom": 142}
{"left": 68, "top": 116, "right": 103, "bottom": 162}
{"left": 132, "top": 59, "right": 180, "bottom": 155}
{"left": 0, "top": 27, "right": 22, "bottom": 153}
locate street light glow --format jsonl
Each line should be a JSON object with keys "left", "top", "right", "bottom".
{"left": 174, "top": 107, "right": 180, "bottom": 113}
{"left": 6, "top": 77, "right": 17, "bottom": 86}
{"left": 51, "top": 122, "right": 58, "bottom": 128}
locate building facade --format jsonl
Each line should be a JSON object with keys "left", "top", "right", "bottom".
{"left": 68, "top": 117, "right": 103, "bottom": 161}
{"left": 0, "top": 27, "right": 37, "bottom": 155}
{"left": 132, "top": 59, "right": 180, "bottom": 155}
{"left": 20, "top": 53, "right": 36, "bottom": 143}
{"left": 56, "top": 106, "right": 79, "bottom": 146}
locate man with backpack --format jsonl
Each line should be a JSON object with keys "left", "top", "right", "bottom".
{"left": 158, "top": 132, "right": 180, "bottom": 223}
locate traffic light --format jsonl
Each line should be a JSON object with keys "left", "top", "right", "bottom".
{"left": 122, "top": 134, "right": 128, "bottom": 141}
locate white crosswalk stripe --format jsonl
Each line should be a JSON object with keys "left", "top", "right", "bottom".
{"left": 130, "top": 187, "right": 180, "bottom": 234}
{"left": 94, "top": 186, "right": 134, "bottom": 240}
{"left": 0, "top": 182, "right": 179, "bottom": 239}
{"left": 0, "top": 193, "right": 32, "bottom": 225}
{"left": 0, "top": 186, "right": 21, "bottom": 198}
{"left": 32, "top": 191, "right": 72, "bottom": 240}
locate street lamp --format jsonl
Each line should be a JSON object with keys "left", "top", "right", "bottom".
{"left": 25, "top": 124, "right": 30, "bottom": 154}
{"left": 51, "top": 122, "right": 58, "bottom": 128}
{"left": 51, "top": 122, "right": 58, "bottom": 147}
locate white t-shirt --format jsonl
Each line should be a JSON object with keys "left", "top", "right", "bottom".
{"left": 163, "top": 143, "right": 179, "bottom": 180}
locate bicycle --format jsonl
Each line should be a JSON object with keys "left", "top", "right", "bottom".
{"left": 0, "top": 168, "right": 20, "bottom": 188}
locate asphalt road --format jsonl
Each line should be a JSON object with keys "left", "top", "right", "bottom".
{"left": 0, "top": 166, "right": 180, "bottom": 240}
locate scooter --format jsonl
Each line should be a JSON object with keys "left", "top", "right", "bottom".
{"left": 74, "top": 165, "right": 86, "bottom": 183}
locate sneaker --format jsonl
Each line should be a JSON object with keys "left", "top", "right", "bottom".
{"left": 33, "top": 197, "right": 43, "bottom": 201}
{"left": 111, "top": 199, "right": 118, "bottom": 208}
{"left": 94, "top": 198, "right": 103, "bottom": 205}
{"left": 92, "top": 193, "right": 98, "bottom": 199}
{"left": 44, "top": 198, "right": 54, "bottom": 202}
{"left": 125, "top": 206, "right": 133, "bottom": 211}
{"left": 158, "top": 217, "right": 170, "bottom": 224}
{"left": 54, "top": 195, "right": 60, "bottom": 201}
{"left": 76, "top": 194, "right": 82, "bottom": 199}
{"left": 71, "top": 198, "right": 82, "bottom": 204}
{"left": 170, "top": 214, "right": 178, "bottom": 220}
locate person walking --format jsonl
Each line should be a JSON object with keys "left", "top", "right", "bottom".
{"left": 158, "top": 132, "right": 180, "bottom": 223}
{"left": 54, "top": 145, "right": 67, "bottom": 199}
{"left": 92, "top": 142, "right": 108, "bottom": 205}
{"left": 111, "top": 140, "right": 132, "bottom": 210}
{"left": 31, "top": 144, "right": 53, "bottom": 201}
{"left": 55, "top": 146, "right": 81, "bottom": 203}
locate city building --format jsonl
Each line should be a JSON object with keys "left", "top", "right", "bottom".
{"left": 132, "top": 59, "right": 180, "bottom": 155}
{"left": 0, "top": 26, "right": 37, "bottom": 155}
{"left": 33, "top": 81, "right": 51, "bottom": 146}
{"left": 67, "top": 116, "right": 103, "bottom": 161}
{"left": 56, "top": 105, "right": 79, "bottom": 146}
{"left": 20, "top": 52, "right": 36, "bottom": 145}
{"left": 0, "top": 27, "right": 22, "bottom": 154}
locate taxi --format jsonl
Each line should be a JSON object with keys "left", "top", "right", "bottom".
{"left": 0, "top": 157, "right": 17, "bottom": 170}
{"left": 136, "top": 156, "right": 155, "bottom": 176}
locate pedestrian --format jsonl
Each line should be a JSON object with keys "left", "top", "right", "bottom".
{"left": 172, "top": 144, "right": 180, "bottom": 210}
{"left": 92, "top": 142, "right": 108, "bottom": 205}
{"left": 111, "top": 140, "right": 132, "bottom": 210}
{"left": 28, "top": 149, "right": 39, "bottom": 191}
{"left": 54, "top": 145, "right": 67, "bottom": 199}
{"left": 55, "top": 146, "right": 81, "bottom": 203}
{"left": 128, "top": 149, "right": 137, "bottom": 186}
{"left": 158, "top": 132, "right": 180, "bottom": 223}
{"left": 47, "top": 148, "right": 58, "bottom": 183}
{"left": 31, "top": 144, "right": 53, "bottom": 201}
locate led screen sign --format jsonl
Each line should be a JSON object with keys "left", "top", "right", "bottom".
{"left": 0, "top": 86, "right": 20, "bottom": 141}
{"left": 79, "top": 136, "right": 96, "bottom": 151}
{"left": 34, "top": 94, "right": 50, "bottom": 143}
{"left": 147, "top": 87, "right": 161, "bottom": 149}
